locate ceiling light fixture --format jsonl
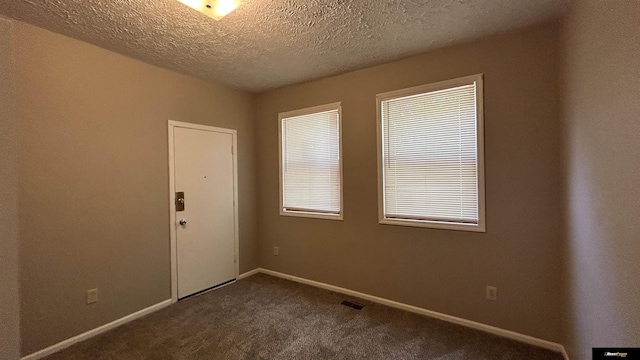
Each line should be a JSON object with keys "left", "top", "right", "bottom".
{"left": 177, "top": 0, "right": 241, "bottom": 21}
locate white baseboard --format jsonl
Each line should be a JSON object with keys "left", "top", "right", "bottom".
{"left": 23, "top": 270, "right": 258, "bottom": 359}
{"left": 238, "top": 268, "right": 260, "bottom": 280}
{"left": 24, "top": 270, "right": 568, "bottom": 360}
{"left": 21, "top": 299, "right": 172, "bottom": 360}
{"left": 256, "top": 268, "right": 567, "bottom": 356}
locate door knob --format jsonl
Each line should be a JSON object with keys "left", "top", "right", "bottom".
{"left": 179, "top": 219, "right": 187, "bottom": 226}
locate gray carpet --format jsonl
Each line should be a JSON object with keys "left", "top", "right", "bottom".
{"left": 45, "top": 273, "right": 563, "bottom": 359}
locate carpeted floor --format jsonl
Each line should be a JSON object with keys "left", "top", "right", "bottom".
{"left": 45, "top": 273, "right": 563, "bottom": 359}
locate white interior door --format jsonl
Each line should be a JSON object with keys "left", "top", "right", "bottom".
{"left": 171, "top": 124, "right": 237, "bottom": 299}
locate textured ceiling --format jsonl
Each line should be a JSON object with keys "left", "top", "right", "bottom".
{"left": 0, "top": 0, "right": 568, "bottom": 92}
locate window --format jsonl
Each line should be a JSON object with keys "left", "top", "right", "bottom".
{"left": 376, "top": 74, "right": 485, "bottom": 232}
{"left": 279, "top": 103, "right": 343, "bottom": 220}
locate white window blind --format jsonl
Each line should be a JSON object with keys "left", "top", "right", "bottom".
{"left": 379, "top": 75, "right": 484, "bottom": 230}
{"left": 280, "top": 105, "right": 342, "bottom": 218}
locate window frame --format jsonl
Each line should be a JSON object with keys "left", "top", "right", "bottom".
{"left": 278, "top": 102, "right": 344, "bottom": 221}
{"left": 376, "top": 74, "right": 486, "bottom": 232}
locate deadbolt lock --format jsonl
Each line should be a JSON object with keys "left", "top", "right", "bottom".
{"left": 176, "top": 192, "right": 185, "bottom": 211}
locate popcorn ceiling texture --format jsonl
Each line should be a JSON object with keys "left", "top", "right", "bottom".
{"left": 0, "top": 0, "right": 567, "bottom": 92}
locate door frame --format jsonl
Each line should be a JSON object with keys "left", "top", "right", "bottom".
{"left": 167, "top": 120, "right": 239, "bottom": 303}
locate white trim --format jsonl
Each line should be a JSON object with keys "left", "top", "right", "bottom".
{"left": 257, "top": 268, "right": 565, "bottom": 355}
{"left": 237, "top": 268, "right": 260, "bottom": 280}
{"left": 168, "top": 120, "right": 240, "bottom": 303}
{"left": 20, "top": 269, "right": 568, "bottom": 359}
{"left": 278, "top": 102, "right": 344, "bottom": 221}
{"left": 21, "top": 299, "right": 172, "bottom": 360}
{"left": 231, "top": 129, "right": 240, "bottom": 286}
{"left": 168, "top": 122, "right": 178, "bottom": 302}
{"left": 376, "top": 74, "right": 486, "bottom": 233}
{"left": 378, "top": 218, "right": 486, "bottom": 232}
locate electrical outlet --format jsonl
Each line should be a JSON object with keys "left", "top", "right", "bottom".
{"left": 486, "top": 286, "right": 497, "bottom": 301}
{"left": 87, "top": 288, "right": 98, "bottom": 304}
{"left": 273, "top": 246, "right": 279, "bottom": 256}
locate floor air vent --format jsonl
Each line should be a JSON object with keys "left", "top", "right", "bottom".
{"left": 341, "top": 300, "right": 364, "bottom": 310}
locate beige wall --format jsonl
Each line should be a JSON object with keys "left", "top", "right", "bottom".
{"left": 256, "top": 23, "right": 563, "bottom": 342}
{"left": 15, "top": 2, "right": 640, "bottom": 356}
{"left": 0, "top": 17, "right": 21, "bottom": 360}
{"left": 562, "top": 1, "right": 640, "bottom": 359}
{"left": 14, "top": 21, "right": 258, "bottom": 355}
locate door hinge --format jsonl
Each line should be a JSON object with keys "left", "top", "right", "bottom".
{"left": 231, "top": 145, "right": 234, "bottom": 155}
{"left": 234, "top": 253, "right": 237, "bottom": 263}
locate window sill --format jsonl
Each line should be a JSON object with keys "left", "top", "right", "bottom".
{"left": 280, "top": 210, "right": 343, "bottom": 221}
{"left": 379, "top": 217, "right": 485, "bottom": 233}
